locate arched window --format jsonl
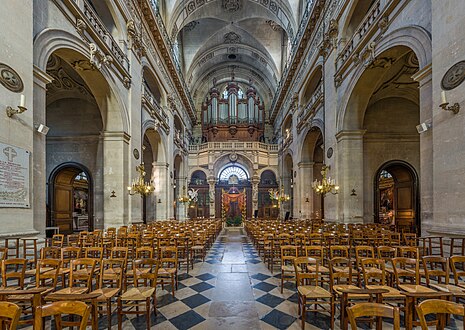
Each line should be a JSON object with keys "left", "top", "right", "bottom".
{"left": 218, "top": 165, "right": 249, "bottom": 181}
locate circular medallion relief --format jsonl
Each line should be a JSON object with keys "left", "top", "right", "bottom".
{"left": 133, "top": 148, "right": 140, "bottom": 160}
{"left": 327, "top": 147, "right": 333, "bottom": 159}
{"left": 229, "top": 152, "right": 238, "bottom": 162}
{"left": 0, "top": 63, "right": 24, "bottom": 93}
{"left": 441, "top": 61, "right": 465, "bottom": 90}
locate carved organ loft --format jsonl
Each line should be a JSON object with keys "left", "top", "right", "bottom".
{"left": 201, "top": 79, "right": 265, "bottom": 142}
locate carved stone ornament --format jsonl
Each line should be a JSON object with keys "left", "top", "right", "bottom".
{"left": 224, "top": 32, "right": 241, "bottom": 44}
{"left": 223, "top": 0, "right": 242, "bottom": 12}
{"left": 441, "top": 60, "right": 465, "bottom": 91}
{"left": 229, "top": 152, "right": 238, "bottom": 162}
{"left": 0, "top": 63, "right": 24, "bottom": 93}
{"left": 326, "top": 147, "right": 333, "bottom": 159}
{"left": 133, "top": 148, "right": 140, "bottom": 160}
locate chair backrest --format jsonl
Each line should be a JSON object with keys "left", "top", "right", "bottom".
{"left": 416, "top": 299, "right": 465, "bottom": 330}
{"left": 329, "top": 257, "right": 353, "bottom": 288}
{"left": 84, "top": 247, "right": 103, "bottom": 261}
{"left": 0, "top": 247, "right": 8, "bottom": 260}
{"left": 40, "top": 246, "right": 61, "bottom": 259}
{"left": 281, "top": 245, "right": 298, "bottom": 265}
{"left": 355, "top": 246, "right": 375, "bottom": 268}
{"left": 422, "top": 256, "right": 449, "bottom": 285}
{"left": 34, "top": 301, "right": 91, "bottom": 330}
{"left": 133, "top": 258, "right": 159, "bottom": 287}
{"left": 99, "top": 258, "right": 124, "bottom": 289}
{"left": 294, "top": 256, "right": 319, "bottom": 286}
{"left": 361, "top": 258, "right": 386, "bottom": 285}
{"left": 51, "top": 234, "right": 65, "bottom": 248}
{"left": 397, "top": 246, "right": 419, "bottom": 259}
{"left": 0, "top": 301, "right": 21, "bottom": 330}
{"left": 61, "top": 247, "right": 81, "bottom": 268}
{"left": 36, "top": 258, "right": 61, "bottom": 289}
{"left": 329, "top": 245, "right": 349, "bottom": 259}
{"left": 69, "top": 258, "right": 96, "bottom": 291}
{"left": 136, "top": 247, "right": 154, "bottom": 259}
{"left": 392, "top": 257, "right": 419, "bottom": 286}
{"left": 377, "top": 246, "right": 396, "bottom": 260}
{"left": 1, "top": 258, "right": 27, "bottom": 288}
{"left": 450, "top": 255, "right": 465, "bottom": 286}
{"left": 347, "top": 302, "right": 400, "bottom": 330}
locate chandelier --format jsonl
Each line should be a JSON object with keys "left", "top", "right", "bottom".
{"left": 127, "top": 163, "right": 154, "bottom": 196}
{"left": 178, "top": 186, "right": 190, "bottom": 203}
{"left": 312, "top": 165, "right": 339, "bottom": 195}
{"left": 269, "top": 185, "right": 290, "bottom": 203}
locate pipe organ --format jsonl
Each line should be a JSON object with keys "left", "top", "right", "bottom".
{"left": 201, "top": 81, "right": 265, "bottom": 142}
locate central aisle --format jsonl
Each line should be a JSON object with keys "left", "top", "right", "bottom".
{"left": 141, "top": 227, "right": 326, "bottom": 330}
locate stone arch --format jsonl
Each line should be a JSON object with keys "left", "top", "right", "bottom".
{"left": 300, "top": 65, "right": 323, "bottom": 105}
{"left": 212, "top": 153, "right": 254, "bottom": 179}
{"left": 339, "top": 0, "right": 377, "bottom": 39}
{"left": 87, "top": 0, "right": 125, "bottom": 40}
{"left": 337, "top": 33, "right": 430, "bottom": 132}
{"left": 34, "top": 29, "right": 129, "bottom": 133}
{"left": 141, "top": 62, "right": 166, "bottom": 105}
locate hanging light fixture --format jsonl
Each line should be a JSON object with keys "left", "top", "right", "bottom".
{"left": 269, "top": 185, "right": 291, "bottom": 203}
{"left": 312, "top": 165, "right": 339, "bottom": 195}
{"left": 127, "top": 163, "right": 154, "bottom": 196}
{"left": 178, "top": 186, "right": 190, "bottom": 203}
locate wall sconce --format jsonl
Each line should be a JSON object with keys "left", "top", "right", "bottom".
{"left": 350, "top": 189, "right": 357, "bottom": 196}
{"left": 110, "top": 191, "right": 116, "bottom": 198}
{"left": 158, "top": 198, "right": 162, "bottom": 203}
{"left": 6, "top": 94, "right": 27, "bottom": 117}
{"left": 440, "top": 91, "right": 460, "bottom": 114}
{"left": 305, "top": 197, "right": 310, "bottom": 203}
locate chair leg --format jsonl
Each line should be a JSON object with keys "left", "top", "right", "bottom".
{"left": 146, "top": 298, "right": 151, "bottom": 330}
{"left": 117, "top": 297, "right": 122, "bottom": 330}
{"left": 107, "top": 300, "right": 112, "bottom": 330}
{"left": 301, "top": 296, "right": 306, "bottom": 329}
{"left": 281, "top": 271, "right": 284, "bottom": 293}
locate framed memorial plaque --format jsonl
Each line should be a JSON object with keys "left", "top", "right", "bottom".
{"left": 0, "top": 142, "right": 30, "bottom": 208}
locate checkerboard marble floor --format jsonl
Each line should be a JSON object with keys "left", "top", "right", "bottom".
{"left": 24, "top": 228, "right": 465, "bottom": 329}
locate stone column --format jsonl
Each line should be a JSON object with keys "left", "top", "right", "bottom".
{"left": 412, "top": 65, "right": 433, "bottom": 235}
{"left": 152, "top": 162, "right": 169, "bottom": 220}
{"left": 33, "top": 66, "right": 53, "bottom": 235}
{"left": 177, "top": 177, "right": 188, "bottom": 221}
{"left": 208, "top": 177, "right": 216, "bottom": 218}
{"left": 335, "top": 130, "right": 365, "bottom": 223}
{"left": 102, "top": 131, "right": 130, "bottom": 228}
{"left": 298, "top": 162, "right": 313, "bottom": 219}
{"left": 251, "top": 175, "right": 259, "bottom": 216}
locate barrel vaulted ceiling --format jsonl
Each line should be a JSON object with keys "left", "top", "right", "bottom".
{"left": 162, "top": 0, "right": 305, "bottom": 114}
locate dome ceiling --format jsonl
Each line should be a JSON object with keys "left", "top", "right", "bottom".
{"left": 164, "top": 0, "right": 304, "bottom": 114}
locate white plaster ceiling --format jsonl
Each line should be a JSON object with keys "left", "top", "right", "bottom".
{"left": 163, "top": 0, "right": 303, "bottom": 112}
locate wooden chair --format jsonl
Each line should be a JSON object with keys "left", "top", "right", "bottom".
{"left": 51, "top": 234, "right": 65, "bottom": 248}
{"left": 0, "top": 301, "right": 21, "bottom": 330}
{"left": 416, "top": 298, "right": 465, "bottom": 330}
{"left": 158, "top": 246, "right": 178, "bottom": 296}
{"left": 280, "top": 245, "right": 297, "bottom": 293}
{"left": 361, "top": 258, "right": 405, "bottom": 301}
{"left": 91, "top": 259, "right": 124, "bottom": 330}
{"left": 423, "top": 256, "right": 465, "bottom": 299}
{"left": 40, "top": 247, "right": 61, "bottom": 259}
{"left": 1, "top": 258, "right": 27, "bottom": 289}
{"left": 59, "top": 247, "right": 81, "bottom": 287}
{"left": 54, "top": 258, "right": 96, "bottom": 295}
{"left": 118, "top": 258, "right": 159, "bottom": 330}
{"left": 450, "top": 255, "right": 465, "bottom": 288}
{"left": 34, "top": 300, "right": 92, "bottom": 330}
{"left": 36, "top": 258, "right": 61, "bottom": 290}
{"left": 293, "top": 256, "right": 334, "bottom": 329}
{"left": 347, "top": 302, "right": 400, "bottom": 330}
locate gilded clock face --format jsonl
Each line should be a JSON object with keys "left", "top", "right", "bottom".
{"left": 229, "top": 152, "right": 238, "bottom": 162}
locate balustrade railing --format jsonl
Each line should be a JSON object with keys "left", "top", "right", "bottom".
{"left": 188, "top": 142, "right": 279, "bottom": 153}
{"left": 336, "top": 0, "right": 383, "bottom": 70}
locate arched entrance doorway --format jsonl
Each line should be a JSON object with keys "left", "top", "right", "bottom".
{"left": 216, "top": 164, "right": 252, "bottom": 225}
{"left": 48, "top": 163, "right": 93, "bottom": 234}
{"left": 258, "top": 170, "right": 279, "bottom": 219}
{"left": 374, "top": 161, "right": 419, "bottom": 233}
{"left": 188, "top": 170, "right": 210, "bottom": 219}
